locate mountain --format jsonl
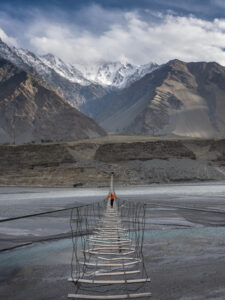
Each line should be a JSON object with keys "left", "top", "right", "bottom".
{"left": 0, "top": 39, "right": 159, "bottom": 114}
{"left": 0, "top": 39, "right": 108, "bottom": 109}
{"left": 77, "top": 61, "right": 158, "bottom": 89}
{"left": 39, "top": 53, "right": 91, "bottom": 85}
{"left": 0, "top": 57, "right": 106, "bottom": 144}
{"left": 3, "top": 38, "right": 224, "bottom": 139}
{"left": 92, "top": 59, "right": 225, "bottom": 138}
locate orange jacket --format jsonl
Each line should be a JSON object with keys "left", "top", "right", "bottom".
{"left": 107, "top": 193, "right": 117, "bottom": 200}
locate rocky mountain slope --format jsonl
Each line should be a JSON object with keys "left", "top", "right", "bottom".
{"left": 0, "top": 57, "right": 106, "bottom": 144}
{"left": 95, "top": 60, "right": 225, "bottom": 138}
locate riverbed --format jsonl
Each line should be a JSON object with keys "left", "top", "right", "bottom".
{"left": 0, "top": 182, "right": 225, "bottom": 299}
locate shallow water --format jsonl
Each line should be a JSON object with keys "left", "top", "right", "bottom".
{"left": 1, "top": 224, "right": 224, "bottom": 269}
{"left": 0, "top": 239, "right": 72, "bottom": 272}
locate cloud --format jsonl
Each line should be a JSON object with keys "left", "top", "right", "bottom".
{"left": 0, "top": 28, "right": 17, "bottom": 46}
{"left": 1, "top": 5, "right": 225, "bottom": 66}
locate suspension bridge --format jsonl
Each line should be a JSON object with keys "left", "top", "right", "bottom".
{"left": 68, "top": 174, "right": 151, "bottom": 299}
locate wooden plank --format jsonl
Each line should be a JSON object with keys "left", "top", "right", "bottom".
{"left": 100, "top": 223, "right": 122, "bottom": 226}
{"left": 89, "top": 241, "right": 131, "bottom": 244}
{"left": 94, "top": 236, "right": 129, "bottom": 239}
{"left": 98, "top": 232, "right": 124, "bottom": 234}
{"left": 95, "top": 230, "right": 127, "bottom": 234}
{"left": 94, "top": 231, "right": 128, "bottom": 235}
{"left": 96, "top": 227, "right": 126, "bottom": 230}
{"left": 101, "top": 218, "right": 120, "bottom": 220}
{"left": 104, "top": 213, "right": 118, "bottom": 215}
{"left": 94, "top": 270, "right": 140, "bottom": 276}
{"left": 101, "top": 217, "right": 119, "bottom": 219}
{"left": 97, "top": 256, "right": 136, "bottom": 261}
{"left": 101, "top": 218, "right": 120, "bottom": 221}
{"left": 90, "top": 236, "right": 129, "bottom": 240}
{"left": 80, "top": 260, "right": 141, "bottom": 267}
{"left": 87, "top": 247, "right": 134, "bottom": 251}
{"left": 89, "top": 239, "right": 130, "bottom": 243}
{"left": 68, "top": 278, "right": 151, "bottom": 284}
{"left": 96, "top": 229, "right": 125, "bottom": 231}
{"left": 98, "top": 225, "right": 123, "bottom": 227}
{"left": 83, "top": 250, "right": 135, "bottom": 255}
{"left": 88, "top": 239, "right": 131, "bottom": 244}
{"left": 68, "top": 292, "right": 152, "bottom": 299}
{"left": 88, "top": 243, "right": 131, "bottom": 247}
{"left": 102, "top": 218, "right": 119, "bottom": 220}
{"left": 94, "top": 233, "right": 129, "bottom": 237}
{"left": 92, "top": 232, "right": 123, "bottom": 238}
{"left": 95, "top": 237, "right": 129, "bottom": 239}
{"left": 90, "top": 239, "right": 131, "bottom": 243}
{"left": 101, "top": 223, "right": 121, "bottom": 225}
{"left": 102, "top": 219, "right": 119, "bottom": 221}
{"left": 98, "top": 227, "right": 123, "bottom": 229}
{"left": 92, "top": 237, "right": 130, "bottom": 241}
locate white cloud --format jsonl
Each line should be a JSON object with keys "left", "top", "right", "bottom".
{"left": 0, "top": 28, "right": 17, "bottom": 46}
{"left": 1, "top": 6, "right": 225, "bottom": 66}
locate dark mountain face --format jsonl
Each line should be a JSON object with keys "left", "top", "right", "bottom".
{"left": 92, "top": 59, "right": 225, "bottom": 138}
{"left": 0, "top": 57, "right": 106, "bottom": 144}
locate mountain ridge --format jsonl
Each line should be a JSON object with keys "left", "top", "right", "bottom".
{"left": 1, "top": 38, "right": 225, "bottom": 139}
{"left": 0, "top": 39, "right": 159, "bottom": 109}
{"left": 0, "top": 39, "right": 108, "bottom": 108}
{"left": 0, "top": 56, "right": 106, "bottom": 144}
{"left": 94, "top": 59, "right": 225, "bottom": 138}
{"left": 76, "top": 60, "right": 159, "bottom": 89}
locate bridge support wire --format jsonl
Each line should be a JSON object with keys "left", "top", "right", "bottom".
{"left": 68, "top": 194, "right": 151, "bottom": 299}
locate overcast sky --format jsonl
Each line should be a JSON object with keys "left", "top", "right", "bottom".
{"left": 0, "top": 0, "right": 225, "bottom": 66}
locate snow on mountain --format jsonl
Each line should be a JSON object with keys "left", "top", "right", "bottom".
{"left": 76, "top": 61, "right": 159, "bottom": 89}
{"left": 39, "top": 54, "right": 91, "bottom": 85}
{"left": 13, "top": 47, "right": 52, "bottom": 76}
{"left": 0, "top": 38, "right": 27, "bottom": 70}
{"left": 0, "top": 37, "right": 158, "bottom": 92}
{"left": 13, "top": 48, "right": 91, "bottom": 86}
{"left": 0, "top": 39, "right": 89, "bottom": 87}
{"left": 0, "top": 39, "right": 51, "bottom": 78}
{"left": 0, "top": 38, "right": 108, "bottom": 109}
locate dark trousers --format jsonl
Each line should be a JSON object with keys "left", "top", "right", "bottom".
{"left": 110, "top": 198, "right": 114, "bottom": 207}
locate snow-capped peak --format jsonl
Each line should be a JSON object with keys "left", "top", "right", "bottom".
{"left": 0, "top": 38, "right": 27, "bottom": 69}
{"left": 76, "top": 60, "right": 159, "bottom": 89}
{"left": 39, "top": 53, "right": 91, "bottom": 85}
{"left": 13, "top": 47, "right": 52, "bottom": 76}
{"left": 0, "top": 38, "right": 159, "bottom": 89}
